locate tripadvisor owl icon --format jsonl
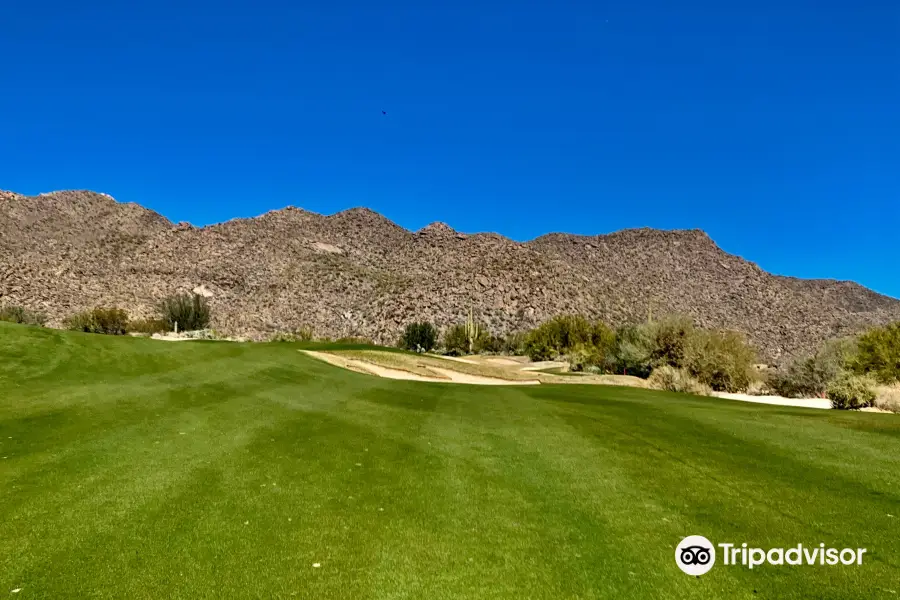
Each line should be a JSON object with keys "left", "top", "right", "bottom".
{"left": 676, "top": 535, "right": 716, "bottom": 576}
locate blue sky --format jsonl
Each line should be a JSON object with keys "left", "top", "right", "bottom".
{"left": 2, "top": 0, "right": 898, "bottom": 297}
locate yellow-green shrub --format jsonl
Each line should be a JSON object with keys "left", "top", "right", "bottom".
{"left": 0, "top": 305, "right": 47, "bottom": 326}
{"left": 684, "top": 329, "right": 757, "bottom": 392}
{"left": 851, "top": 322, "right": 900, "bottom": 383}
{"left": 827, "top": 372, "right": 877, "bottom": 410}
{"left": 65, "top": 307, "right": 129, "bottom": 335}
{"left": 648, "top": 365, "right": 711, "bottom": 396}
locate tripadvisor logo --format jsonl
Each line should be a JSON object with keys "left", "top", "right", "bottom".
{"left": 675, "top": 536, "right": 867, "bottom": 575}
{"left": 676, "top": 536, "right": 716, "bottom": 576}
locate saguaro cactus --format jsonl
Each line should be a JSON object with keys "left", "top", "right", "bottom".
{"left": 465, "top": 307, "right": 480, "bottom": 355}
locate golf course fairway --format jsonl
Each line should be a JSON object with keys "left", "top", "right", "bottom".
{"left": 1, "top": 323, "right": 898, "bottom": 599}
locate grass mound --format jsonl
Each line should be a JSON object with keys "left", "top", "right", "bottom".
{"left": 1, "top": 322, "right": 898, "bottom": 599}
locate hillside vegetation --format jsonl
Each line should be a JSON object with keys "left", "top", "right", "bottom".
{"left": 3, "top": 189, "right": 900, "bottom": 361}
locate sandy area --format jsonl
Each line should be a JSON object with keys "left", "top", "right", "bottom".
{"left": 428, "top": 354, "right": 479, "bottom": 365}
{"left": 712, "top": 392, "right": 891, "bottom": 412}
{"left": 293, "top": 350, "right": 889, "bottom": 412}
{"left": 302, "top": 351, "right": 540, "bottom": 385}
{"left": 712, "top": 392, "right": 832, "bottom": 409}
{"left": 485, "top": 357, "right": 526, "bottom": 366}
{"left": 520, "top": 361, "right": 570, "bottom": 372}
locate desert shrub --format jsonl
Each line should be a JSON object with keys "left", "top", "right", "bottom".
{"left": 567, "top": 343, "right": 607, "bottom": 373}
{"left": 524, "top": 334, "right": 554, "bottom": 362}
{"left": 64, "top": 307, "right": 129, "bottom": 335}
{"left": 0, "top": 305, "right": 47, "bottom": 326}
{"left": 744, "top": 376, "right": 771, "bottom": 396}
{"left": 684, "top": 329, "right": 757, "bottom": 392}
{"left": 874, "top": 383, "right": 900, "bottom": 413}
{"left": 129, "top": 318, "right": 169, "bottom": 335}
{"left": 546, "top": 315, "right": 594, "bottom": 349}
{"left": 769, "top": 362, "right": 822, "bottom": 399}
{"left": 769, "top": 337, "right": 857, "bottom": 398}
{"left": 478, "top": 333, "right": 505, "bottom": 354}
{"left": 524, "top": 315, "right": 596, "bottom": 362}
{"left": 851, "top": 322, "right": 900, "bottom": 383}
{"left": 64, "top": 311, "right": 93, "bottom": 333}
{"left": 159, "top": 293, "right": 211, "bottom": 332}
{"left": 611, "top": 323, "right": 655, "bottom": 377}
{"left": 443, "top": 324, "right": 469, "bottom": 356}
{"left": 502, "top": 331, "right": 528, "bottom": 355}
{"left": 648, "top": 365, "right": 711, "bottom": 396}
{"left": 400, "top": 322, "right": 437, "bottom": 353}
{"left": 827, "top": 372, "right": 877, "bottom": 410}
{"left": 336, "top": 336, "right": 373, "bottom": 344}
{"left": 647, "top": 315, "right": 695, "bottom": 369}
{"left": 270, "top": 327, "right": 314, "bottom": 342}
{"left": 90, "top": 308, "right": 129, "bottom": 335}
{"left": 468, "top": 325, "right": 493, "bottom": 354}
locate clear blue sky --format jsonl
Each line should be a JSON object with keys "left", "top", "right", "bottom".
{"left": 2, "top": 0, "right": 898, "bottom": 297}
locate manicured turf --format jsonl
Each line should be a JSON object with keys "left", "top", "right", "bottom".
{"left": 1, "top": 323, "right": 898, "bottom": 599}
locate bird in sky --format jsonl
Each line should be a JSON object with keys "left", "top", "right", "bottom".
{"left": 382, "top": 110, "right": 387, "bottom": 115}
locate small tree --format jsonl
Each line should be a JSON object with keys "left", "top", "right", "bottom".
{"left": 523, "top": 315, "right": 595, "bottom": 361}
{"left": 684, "top": 328, "right": 757, "bottom": 392}
{"left": 159, "top": 292, "right": 211, "bottom": 332}
{"left": 400, "top": 322, "right": 437, "bottom": 353}
{"left": 851, "top": 322, "right": 900, "bottom": 383}
{"left": 611, "top": 323, "right": 655, "bottom": 377}
{"left": 769, "top": 338, "right": 856, "bottom": 398}
{"left": 648, "top": 315, "right": 695, "bottom": 369}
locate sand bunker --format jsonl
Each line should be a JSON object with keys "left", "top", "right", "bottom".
{"left": 302, "top": 351, "right": 540, "bottom": 385}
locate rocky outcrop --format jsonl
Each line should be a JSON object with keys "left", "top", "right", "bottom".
{"left": 1, "top": 189, "right": 898, "bottom": 361}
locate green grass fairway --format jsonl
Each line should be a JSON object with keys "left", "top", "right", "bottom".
{"left": 2, "top": 323, "right": 898, "bottom": 599}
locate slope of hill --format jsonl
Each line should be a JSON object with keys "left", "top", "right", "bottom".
{"left": 2, "top": 189, "right": 898, "bottom": 361}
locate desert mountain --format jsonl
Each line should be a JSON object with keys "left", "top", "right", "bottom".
{"left": 2, "top": 189, "right": 899, "bottom": 362}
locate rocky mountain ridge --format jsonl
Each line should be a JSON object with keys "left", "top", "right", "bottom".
{"left": 2, "top": 189, "right": 898, "bottom": 362}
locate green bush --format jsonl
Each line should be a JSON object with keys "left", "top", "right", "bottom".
{"left": 0, "top": 305, "right": 47, "bottom": 326}
{"left": 851, "top": 322, "right": 900, "bottom": 383}
{"left": 270, "top": 327, "right": 314, "bottom": 342}
{"left": 524, "top": 335, "right": 554, "bottom": 361}
{"left": 502, "top": 331, "right": 528, "bottom": 355}
{"left": 64, "top": 307, "right": 129, "bottom": 335}
{"left": 336, "top": 336, "right": 373, "bottom": 344}
{"left": 590, "top": 322, "right": 617, "bottom": 360}
{"left": 63, "top": 311, "right": 93, "bottom": 333}
{"left": 524, "top": 315, "right": 596, "bottom": 362}
{"left": 443, "top": 324, "right": 469, "bottom": 356}
{"left": 523, "top": 327, "right": 554, "bottom": 361}
{"left": 400, "top": 322, "right": 437, "bottom": 353}
{"left": 647, "top": 365, "right": 711, "bottom": 396}
{"left": 647, "top": 315, "right": 695, "bottom": 369}
{"left": 478, "top": 333, "right": 505, "bottom": 354}
{"left": 684, "top": 329, "right": 757, "bottom": 392}
{"left": 159, "top": 293, "right": 211, "bottom": 332}
{"left": 611, "top": 323, "right": 655, "bottom": 377}
{"left": 827, "top": 372, "right": 877, "bottom": 410}
{"left": 769, "top": 338, "right": 857, "bottom": 398}
{"left": 567, "top": 343, "right": 607, "bottom": 373}
{"left": 129, "top": 318, "right": 170, "bottom": 335}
